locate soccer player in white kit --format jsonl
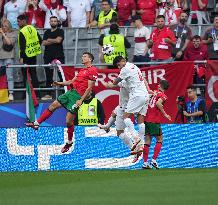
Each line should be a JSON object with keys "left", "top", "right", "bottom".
{"left": 112, "top": 56, "right": 150, "bottom": 155}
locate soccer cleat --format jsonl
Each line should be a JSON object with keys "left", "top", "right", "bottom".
{"left": 142, "top": 162, "right": 152, "bottom": 169}
{"left": 61, "top": 142, "right": 73, "bottom": 153}
{"left": 151, "top": 159, "right": 159, "bottom": 169}
{"left": 97, "top": 123, "right": 110, "bottom": 133}
{"left": 132, "top": 152, "right": 142, "bottom": 163}
{"left": 25, "top": 121, "right": 39, "bottom": 130}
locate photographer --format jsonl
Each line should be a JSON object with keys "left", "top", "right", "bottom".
{"left": 25, "top": 0, "right": 45, "bottom": 28}
{"left": 183, "top": 85, "right": 206, "bottom": 123}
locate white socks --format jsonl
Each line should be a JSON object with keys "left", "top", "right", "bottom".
{"left": 119, "top": 132, "right": 133, "bottom": 149}
{"left": 124, "top": 118, "right": 139, "bottom": 141}
{"left": 138, "top": 123, "right": 145, "bottom": 145}
{"left": 105, "top": 116, "right": 116, "bottom": 128}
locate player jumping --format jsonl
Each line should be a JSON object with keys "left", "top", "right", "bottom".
{"left": 25, "top": 52, "right": 98, "bottom": 153}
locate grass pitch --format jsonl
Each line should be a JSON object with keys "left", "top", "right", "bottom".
{"left": 0, "top": 169, "right": 217, "bottom": 205}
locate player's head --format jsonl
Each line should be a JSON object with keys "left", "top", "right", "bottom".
{"left": 159, "top": 80, "right": 169, "bottom": 91}
{"left": 82, "top": 52, "right": 94, "bottom": 64}
{"left": 50, "top": 16, "right": 58, "bottom": 29}
{"left": 187, "top": 85, "right": 197, "bottom": 100}
{"left": 113, "top": 56, "right": 126, "bottom": 69}
{"left": 156, "top": 15, "right": 165, "bottom": 29}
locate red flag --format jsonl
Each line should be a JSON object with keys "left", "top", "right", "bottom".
{"left": 206, "top": 61, "right": 218, "bottom": 110}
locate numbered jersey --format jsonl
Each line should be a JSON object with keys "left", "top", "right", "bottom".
{"left": 118, "top": 62, "right": 148, "bottom": 96}
{"left": 145, "top": 90, "right": 167, "bottom": 123}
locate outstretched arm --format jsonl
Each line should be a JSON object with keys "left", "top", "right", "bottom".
{"left": 156, "top": 98, "right": 171, "bottom": 121}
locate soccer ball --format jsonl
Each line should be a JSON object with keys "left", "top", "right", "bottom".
{"left": 102, "top": 44, "right": 114, "bottom": 55}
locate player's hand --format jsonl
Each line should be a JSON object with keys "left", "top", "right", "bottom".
{"left": 165, "top": 114, "right": 172, "bottom": 121}
{"left": 52, "top": 81, "right": 61, "bottom": 86}
{"left": 102, "top": 81, "right": 109, "bottom": 88}
{"left": 183, "top": 111, "right": 190, "bottom": 117}
{"left": 76, "top": 99, "right": 83, "bottom": 107}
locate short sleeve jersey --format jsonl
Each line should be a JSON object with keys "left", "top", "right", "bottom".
{"left": 145, "top": 90, "right": 167, "bottom": 123}
{"left": 72, "top": 66, "right": 98, "bottom": 96}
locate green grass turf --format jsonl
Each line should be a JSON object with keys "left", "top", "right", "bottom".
{"left": 0, "top": 169, "right": 217, "bottom": 205}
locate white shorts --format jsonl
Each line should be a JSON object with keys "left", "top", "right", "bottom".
{"left": 125, "top": 94, "right": 149, "bottom": 116}
{"left": 114, "top": 106, "right": 126, "bottom": 131}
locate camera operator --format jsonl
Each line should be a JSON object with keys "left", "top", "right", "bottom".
{"left": 183, "top": 85, "right": 207, "bottom": 123}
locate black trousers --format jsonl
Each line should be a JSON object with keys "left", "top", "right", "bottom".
{"left": 22, "top": 56, "right": 40, "bottom": 97}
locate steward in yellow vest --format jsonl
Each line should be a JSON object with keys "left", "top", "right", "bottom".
{"left": 17, "top": 14, "right": 42, "bottom": 97}
{"left": 99, "top": 23, "right": 131, "bottom": 67}
{"left": 88, "top": 0, "right": 117, "bottom": 32}
{"left": 76, "top": 92, "right": 105, "bottom": 126}
{"left": 17, "top": 14, "right": 42, "bottom": 64}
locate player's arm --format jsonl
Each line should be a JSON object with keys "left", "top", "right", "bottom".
{"left": 156, "top": 98, "right": 172, "bottom": 121}
{"left": 144, "top": 78, "right": 154, "bottom": 95}
{"left": 113, "top": 77, "right": 123, "bottom": 85}
{"left": 52, "top": 76, "right": 77, "bottom": 86}
{"left": 102, "top": 81, "right": 118, "bottom": 88}
{"left": 76, "top": 80, "right": 95, "bottom": 107}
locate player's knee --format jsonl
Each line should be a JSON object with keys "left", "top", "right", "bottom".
{"left": 49, "top": 100, "right": 61, "bottom": 111}
{"left": 156, "top": 135, "right": 163, "bottom": 143}
{"left": 117, "top": 130, "right": 124, "bottom": 136}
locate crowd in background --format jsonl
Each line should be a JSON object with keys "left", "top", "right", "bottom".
{"left": 0, "top": 0, "right": 218, "bottom": 101}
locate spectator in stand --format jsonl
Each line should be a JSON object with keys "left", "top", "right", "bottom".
{"left": 187, "top": 0, "right": 209, "bottom": 24}
{"left": 25, "top": 0, "right": 45, "bottom": 28}
{"left": 184, "top": 35, "right": 208, "bottom": 84}
{"left": 17, "top": 14, "right": 42, "bottom": 98}
{"left": 3, "top": 0, "right": 27, "bottom": 29}
{"left": 136, "top": 0, "right": 158, "bottom": 26}
{"left": 116, "top": 0, "right": 136, "bottom": 26}
{"left": 88, "top": 0, "right": 117, "bottom": 35}
{"left": 132, "top": 15, "right": 150, "bottom": 64}
{"left": 170, "top": 11, "right": 192, "bottom": 60}
{"left": 67, "top": 0, "right": 91, "bottom": 28}
{"left": 0, "top": 0, "right": 6, "bottom": 18}
{"left": 41, "top": 16, "right": 65, "bottom": 100}
{"left": 39, "top": 0, "right": 67, "bottom": 28}
{"left": 90, "top": 0, "right": 113, "bottom": 23}
{"left": 158, "top": 0, "right": 178, "bottom": 15}
{"left": 163, "top": 0, "right": 178, "bottom": 25}
{"left": 203, "top": 16, "right": 218, "bottom": 60}
{"left": 183, "top": 85, "right": 207, "bottom": 123}
{"left": 0, "top": 19, "right": 17, "bottom": 101}
{"left": 99, "top": 23, "right": 131, "bottom": 67}
{"left": 148, "top": 15, "right": 176, "bottom": 62}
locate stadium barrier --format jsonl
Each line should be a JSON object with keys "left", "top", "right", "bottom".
{"left": 0, "top": 124, "right": 217, "bottom": 171}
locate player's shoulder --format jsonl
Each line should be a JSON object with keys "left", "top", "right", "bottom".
{"left": 88, "top": 66, "right": 98, "bottom": 73}
{"left": 157, "top": 90, "right": 167, "bottom": 100}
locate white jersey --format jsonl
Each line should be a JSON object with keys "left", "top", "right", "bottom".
{"left": 118, "top": 80, "right": 129, "bottom": 109}
{"left": 118, "top": 62, "right": 149, "bottom": 97}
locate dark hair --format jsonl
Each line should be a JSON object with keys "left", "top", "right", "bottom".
{"left": 17, "top": 14, "right": 28, "bottom": 21}
{"left": 109, "top": 23, "right": 119, "bottom": 34}
{"left": 186, "top": 85, "right": 196, "bottom": 90}
{"left": 132, "top": 15, "right": 141, "bottom": 22}
{"left": 50, "top": 16, "right": 58, "bottom": 20}
{"left": 156, "top": 15, "right": 165, "bottom": 20}
{"left": 180, "top": 11, "right": 188, "bottom": 16}
{"left": 160, "top": 80, "right": 169, "bottom": 90}
{"left": 113, "top": 56, "right": 125, "bottom": 67}
{"left": 192, "top": 35, "right": 201, "bottom": 41}
{"left": 83, "top": 52, "right": 94, "bottom": 62}
{"left": 102, "top": 0, "right": 110, "bottom": 4}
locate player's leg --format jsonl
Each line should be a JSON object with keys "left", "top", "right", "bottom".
{"left": 61, "top": 112, "right": 75, "bottom": 153}
{"left": 25, "top": 100, "right": 62, "bottom": 129}
{"left": 98, "top": 109, "right": 117, "bottom": 132}
{"left": 151, "top": 130, "right": 163, "bottom": 169}
{"left": 117, "top": 130, "right": 133, "bottom": 149}
{"left": 142, "top": 133, "right": 152, "bottom": 169}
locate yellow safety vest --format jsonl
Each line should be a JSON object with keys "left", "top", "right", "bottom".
{"left": 98, "top": 9, "right": 116, "bottom": 27}
{"left": 18, "top": 25, "right": 41, "bottom": 57}
{"left": 103, "top": 34, "right": 126, "bottom": 64}
{"left": 78, "top": 98, "right": 98, "bottom": 125}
